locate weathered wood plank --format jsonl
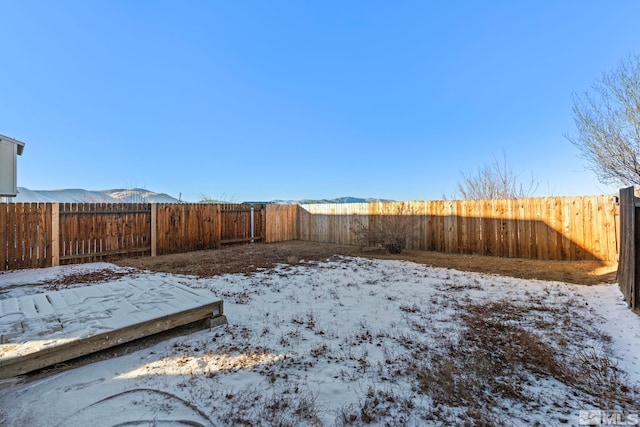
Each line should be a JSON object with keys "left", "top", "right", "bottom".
{"left": 617, "top": 187, "right": 637, "bottom": 309}
{"left": 0, "top": 299, "right": 225, "bottom": 379}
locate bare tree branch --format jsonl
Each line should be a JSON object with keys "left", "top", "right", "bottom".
{"left": 455, "top": 152, "right": 538, "bottom": 200}
{"left": 567, "top": 53, "right": 640, "bottom": 186}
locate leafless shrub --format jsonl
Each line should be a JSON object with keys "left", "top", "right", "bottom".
{"left": 222, "top": 388, "right": 322, "bottom": 427}
{"left": 573, "top": 349, "right": 640, "bottom": 409}
{"left": 399, "top": 303, "right": 421, "bottom": 313}
{"left": 335, "top": 386, "right": 415, "bottom": 426}
{"left": 309, "top": 342, "right": 331, "bottom": 359}
{"left": 199, "top": 193, "right": 236, "bottom": 203}
{"left": 350, "top": 202, "right": 420, "bottom": 254}
{"left": 455, "top": 152, "right": 538, "bottom": 200}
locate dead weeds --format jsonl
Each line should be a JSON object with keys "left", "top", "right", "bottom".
{"left": 46, "top": 268, "right": 134, "bottom": 290}
{"left": 400, "top": 298, "right": 639, "bottom": 425}
{"left": 114, "top": 241, "right": 617, "bottom": 285}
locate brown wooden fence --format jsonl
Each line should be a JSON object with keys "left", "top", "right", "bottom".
{"left": 155, "top": 204, "right": 220, "bottom": 256}
{"left": 60, "top": 203, "right": 152, "bottom": 263}
{"left": 220, "top": 204, "right": 266, "bottom": 245}
{"left": 0, "top": 196, "right": 621, "bottom": 271}
{"left": 1, "top": 202, "right": 266, "bottom": 270}
{"left": 265, "top": 204, "right": 298, "bottom": 243}
{"left": 295, "top": 196, "right": 619, "bottom": 262}
{"left": 0, "top": 203, "right": 52, "bottom": 270}
{"left": 617, "top": 187, "right": 639, "bottom": 309}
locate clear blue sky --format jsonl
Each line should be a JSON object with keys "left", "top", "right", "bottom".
{"left": 2, "top": 1, "right": 639, "bottom": 202}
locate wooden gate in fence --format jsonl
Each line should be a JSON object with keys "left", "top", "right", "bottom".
{"left": 618, "top": 187, "right": 640, "bottom": 309}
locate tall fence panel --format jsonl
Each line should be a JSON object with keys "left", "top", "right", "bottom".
{"left": 617, "top": 187, "right": 639, "bottom": 309}
{"left": 0, "top": 203, "right": 51, "bottom": 270}
{"left": 298, "top": 203, "right": 365, "bottom": 245}
{"left": 155, "top": 204, "right": 221, "bottom": 255}
{"left": 295, "top": 196, "right": 619, "bottom": 262}
{"left": 59, "top": 203, "right": 152, "bottom": 263}
{"left": 265, "top": 204, "right": 299, "bottom": 243}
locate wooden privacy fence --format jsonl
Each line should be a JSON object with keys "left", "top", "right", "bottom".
{"left": 0, "top": 203, "right": 52, "bottom": 269}
{"left": 0, "top": 196, "right": 621, "bottom": 271}
{"left": 60, "top": 203, "right": 152, "bottom": 263}
{"left": 617, "top": 187, "right": 639, "bottom": 309}
{"left": 265, "top": 204, "right": 298, "bottom": 243}
{"left": 154, "top": 203, "right": 265, "bottom": 255}
{"left": 219, "top": 203, "right": 266, "bottom": 245}
{"left": 294, "top": 196, "right": 619, "bottom": 262}
{"left": 1, "top": 202, "right": 266, "bottom": 270}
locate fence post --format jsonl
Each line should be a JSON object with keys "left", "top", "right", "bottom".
{"left": 617, "top": 187, "right": 638, "bottom": 309}
{"left": 151, "top": 203, "right": 157, "bottom": 257}
{"left": 250, "top": 204, "right": 255, "bottom": 243}
{"left": 51, "top": 203, "right": 60, "bottom": 267}
{"left": 214, "top": 204, "right": 221, "bottom": 249}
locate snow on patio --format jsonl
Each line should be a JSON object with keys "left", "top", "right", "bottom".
{"left": 0, "top": 277, "right": 220, "bottom": 363}
{"left": 0, "top": 256, "right": 639, "bottom": 426}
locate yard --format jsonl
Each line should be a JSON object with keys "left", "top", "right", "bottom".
{"left": 0, "top": 242, "right": 636, "bottom": 426}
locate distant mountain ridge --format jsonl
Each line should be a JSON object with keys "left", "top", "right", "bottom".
{"left": 257, "top": 197, "right": 395, "bottom": 205}
{"left": 10, "top": 188, "right": 391, "bottom": 204}
{"left": 12, "top": 187, "right": 180, "bottom": 203}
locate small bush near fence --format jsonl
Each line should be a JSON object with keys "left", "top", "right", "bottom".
{"left": 351, "top": 202, "right": 420, "bottom": 254}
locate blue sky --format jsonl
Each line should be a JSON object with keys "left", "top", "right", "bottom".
{"left": 2, "top": 1, "right": 639, "bottom": 202}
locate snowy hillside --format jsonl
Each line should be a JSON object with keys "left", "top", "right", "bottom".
{"left": 10, "top": 190, "right": 389, "bottom": 205}
{"left": 10, "top": 187, "right": 179, "bottom": 203}
{"left": 257, "top": 196, "right": 396, "bottom": 205}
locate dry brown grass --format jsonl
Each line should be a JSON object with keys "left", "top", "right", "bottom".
{"left": 395, "top": 298, "right": 639, "bottom": 425}
{"left": 115, "top": 240, "right": 617, "bottom": 285}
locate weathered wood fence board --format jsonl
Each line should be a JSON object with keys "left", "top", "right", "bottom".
{"left": 59, "top": 203, "right": 152, "bottom": 263}
{"left": 294, "top": 195, "right": 619, "bottom": 262}
{"left": 1, "top": 202, "right": 266, "bottom": 270}
{"left": 155, "top": 203, "right": 221, "bottom": 255}
{"left": 265, "top": 204, "right": 299, "bottom": 243}
{"left": 219, "top": 204, "right": 265, "bottom": 244}
{"left": 617, "top": 187, "right": 639, "bottom": 309}
{"left": 0, "top": 203, "right": 51, "bottom": 270}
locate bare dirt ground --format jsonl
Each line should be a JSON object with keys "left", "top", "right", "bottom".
{"left": 115, "top": 240, "right": 617, "bottom": 285}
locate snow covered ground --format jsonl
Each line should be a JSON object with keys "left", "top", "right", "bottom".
{"left": 1, "top": 257, "right": 639, "bottom": 426}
